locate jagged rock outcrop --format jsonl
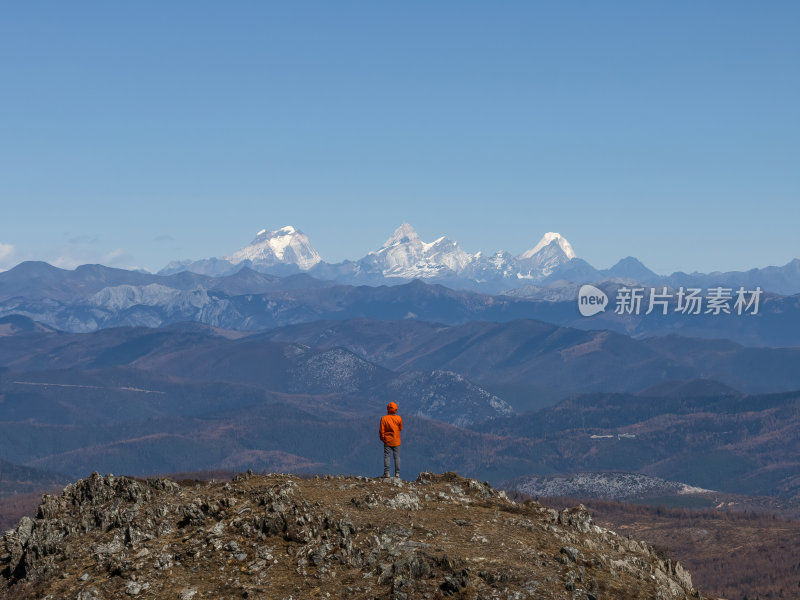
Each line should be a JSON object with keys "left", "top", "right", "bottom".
{"left": 0, "top": 471, "right": 705, "bottom": 599}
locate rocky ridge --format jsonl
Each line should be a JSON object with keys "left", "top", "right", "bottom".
{"left": 1, "top": 471, "right": 704, "bottom": 599}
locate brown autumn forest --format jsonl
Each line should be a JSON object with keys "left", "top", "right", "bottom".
{"left": 535, "top": 495, "right": 800, "bottom": 600}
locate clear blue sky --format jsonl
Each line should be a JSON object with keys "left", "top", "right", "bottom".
{"left": 1, "top": 1, "right": 798, "bottom": 274}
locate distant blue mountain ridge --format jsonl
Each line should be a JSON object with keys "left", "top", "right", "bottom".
{"left": 1, "top": 259, "right": 800, "bottom": 347}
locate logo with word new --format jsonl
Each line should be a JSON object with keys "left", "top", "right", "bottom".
{"left": 577, "top": 285, "right": 608, "bottom": 317}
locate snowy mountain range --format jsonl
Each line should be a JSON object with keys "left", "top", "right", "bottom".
{"left": 160, "top": 223, "right": 583, "bottom": 289}
{"left": 158, "top": 223, "right": 800, "bottom": 295}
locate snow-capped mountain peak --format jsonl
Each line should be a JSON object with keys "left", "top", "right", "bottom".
{"left": 519, "top": 232, "right": 576, "bottom": 260}
{"left": 513, "top": 233, "right": 577, "bottom": 280}
{"left": 365, "top": 223, "right": 472, "bottom": 278}
{"left": 382, "top": 222, "right": 420, "bottom": 248}
{"left": 257, "top": 225, "right": 295, "bottom": 238}
{"left": 225, "top": 226, "right": 322, "bottom": 270}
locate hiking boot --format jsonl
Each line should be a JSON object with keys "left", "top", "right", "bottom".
{"left": 381, "top": 473, "right": 391, "bottom": 479}
{"left": 394, "top": 472, "right": 400, "bottom": 479}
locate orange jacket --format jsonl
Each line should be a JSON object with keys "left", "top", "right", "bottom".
{"left": 380, "top": 408, "right": 403, "bottom": 447}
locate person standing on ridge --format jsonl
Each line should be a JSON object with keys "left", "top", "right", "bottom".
{"left": 380, "top": 402, "right": 403, "bottom": 479}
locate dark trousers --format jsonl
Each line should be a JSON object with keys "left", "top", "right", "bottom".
{"left": 383, "top": 443, "right": 400, "bottom": 475}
